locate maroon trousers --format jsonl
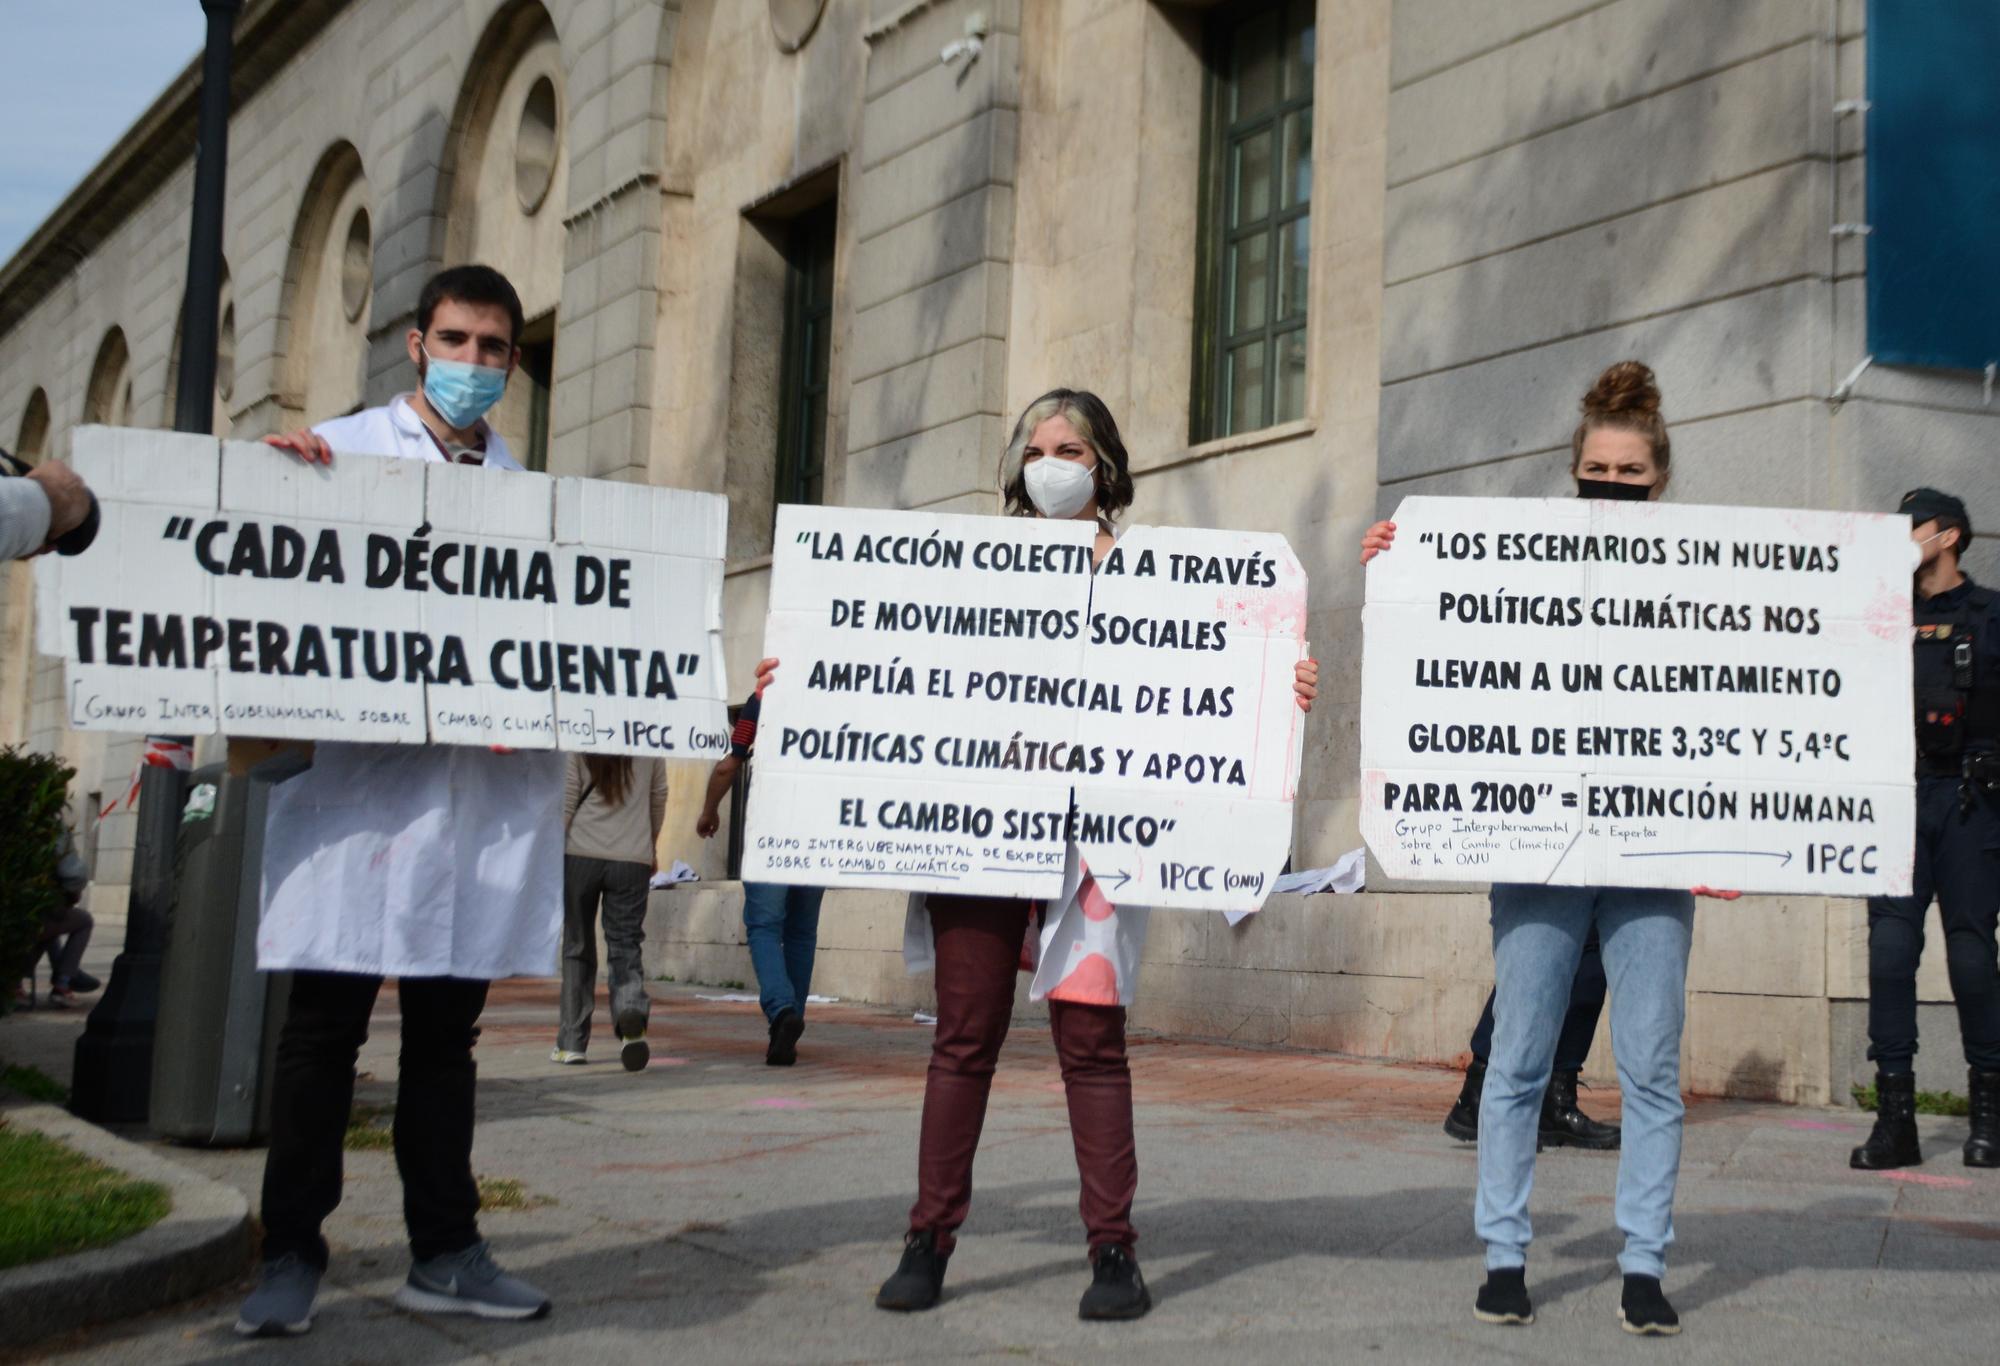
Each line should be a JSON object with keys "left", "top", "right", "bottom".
{"left": 908, "top": 895, "right": 1138, "bottom": 1255}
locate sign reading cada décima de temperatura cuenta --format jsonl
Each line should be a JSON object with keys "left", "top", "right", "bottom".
{"left": 35, "top": 427, "right": 730, "bottom": 758}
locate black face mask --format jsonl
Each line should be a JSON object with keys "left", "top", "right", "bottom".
{"left": 1576, "top": 478, "right": 1652, "bottom": 502}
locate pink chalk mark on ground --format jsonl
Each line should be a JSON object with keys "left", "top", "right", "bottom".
{"left": 1878, "top": 1169, "right": 1975, "bottom": 1189}
{"left": 748, "top": 1097, "right": 810, "bottom": 1110}
{"left": 654, "top": 1057, "right": 690, "bottom": 1067}
{"left": 1786, "top": 1120, "right": 1858, "bottom": 1132}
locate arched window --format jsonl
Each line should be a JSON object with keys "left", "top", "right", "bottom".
{"left": 84, "top": 328, "right": 133, "bottom": 427}
{"left": 436, "top": 1, "right": 567, "bottom": 470}
{"left": 278, "top": 142, "right": 373, "bottom": 424}
{"left": 14, "top": 388, "right": 50, "bottom": 461}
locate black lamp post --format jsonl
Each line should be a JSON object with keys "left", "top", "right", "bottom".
{"left": 71, "top": 0, "right": 243, "bottom": 1124}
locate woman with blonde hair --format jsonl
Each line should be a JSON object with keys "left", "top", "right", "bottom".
{"left": 763, "top": 388, "right": 1317, "bottom": 1319}
{"left": 553, "top": 752, "right": 668, "bottom": 1071}
{"left": 1363, "top": 361, "right": 1730, "bottom": 1337}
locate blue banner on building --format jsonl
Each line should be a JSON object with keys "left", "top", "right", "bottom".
{"left": 1866, "top": 0, "right": 2000, "bottom": 373}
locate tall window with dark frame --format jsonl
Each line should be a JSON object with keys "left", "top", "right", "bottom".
{"left": 1194, "top": 0, "right": 1314, "bottom": 442}
{"left": 775, "top": 202, "right": 836, "bottom": 508}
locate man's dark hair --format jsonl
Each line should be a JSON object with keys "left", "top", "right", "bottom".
{"left": 417, "top": 265, "right": 524, "bottom": 347}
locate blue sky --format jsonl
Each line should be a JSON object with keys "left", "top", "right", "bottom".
{"left": 0, "top": 3, "right": 205, "bottom": 264}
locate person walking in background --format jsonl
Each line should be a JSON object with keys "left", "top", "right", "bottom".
{"left": 553, "top": 752, "right": 668, "bottom": 1072}
{"left": 15, "top": 826, "right": 97, "bottom": 1009}
{"left": 696, "top": 673, "right": 824, "bottom": 1068}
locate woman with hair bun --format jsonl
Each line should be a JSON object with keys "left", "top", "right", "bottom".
{"left": 1363, "top": 361, "right": 1726, "bottom": 1337}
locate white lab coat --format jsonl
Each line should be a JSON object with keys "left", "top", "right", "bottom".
{"left": 256, "top": 397, "right": 565, "bottom": 979}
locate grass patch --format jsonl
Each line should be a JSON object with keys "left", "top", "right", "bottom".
{"left": 1851, "top": 1083, "right": 1970, "bottom": 1117}
{"left": 720, "top": 980, "right": 746, "bottom": 991}
{"left": 0, "top": 1120, "right": 170, "bottom": 1269}
{"left": 344, "top": 1103, "right": 395, "bottom": 1150}
{"left": 2, "top": 1063, "right": 68, "bottom": 1105}
{"left": 476, "top": 1175, "right": 554, "bottom": 1212}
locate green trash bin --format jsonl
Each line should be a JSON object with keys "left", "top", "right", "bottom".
{"left": 149, "top": 755, "right": 304, "bottom": 1145}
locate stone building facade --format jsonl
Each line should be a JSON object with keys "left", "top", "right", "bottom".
{"left": 2, "top": 0, "right": 1993, "bottom": 1104}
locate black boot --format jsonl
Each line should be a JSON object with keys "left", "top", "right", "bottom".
{"left": 875, "top": 1230, "right": 949, "bottom": 1312}
{"left": 1850, "top": 1071, "right": 1922, "bottom": 1169}
{"left": 1077, "top": 1245, "right": 1151, "bottom": 1320}
{"left": 1539, "top": 1071, "right": 1620, "bottom": 1150}
{"left": 1965, "top": 1068, "right": 2000, "bottom": 1168}
{"left": 1443, "top": 1059, "right": 1484, "bottom": 1142}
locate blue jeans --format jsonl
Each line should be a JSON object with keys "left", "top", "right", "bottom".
{"left": 742, "top": 882, "right": 824, "bottom": 1023}
{"left": 1477, "top": 883, "right": 1694, "bottom": 1279}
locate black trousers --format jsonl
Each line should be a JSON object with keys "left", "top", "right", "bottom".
{"left": 260, "top": 970, "right": 489, "bottom": 1269}
{"left": 1469, "top": 927, "right": 1606, "bottom": 1075}
{"left": 1868, "top": 777, "right": 2000, "bottom": 1074}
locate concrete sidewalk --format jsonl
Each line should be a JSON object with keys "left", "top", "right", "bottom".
{"left": 2, "top": 971, "right": 1997, "bottom": 1365}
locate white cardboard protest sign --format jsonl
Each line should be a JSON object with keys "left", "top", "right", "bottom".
{"left": 1359, "top": 496, "right": 1915, "bottom": 896}
{"left": 35, "top": 425, "right": 730, "bottom": 758}
{"left": 741, "top": 505, "right": 1308, "bottom": 912}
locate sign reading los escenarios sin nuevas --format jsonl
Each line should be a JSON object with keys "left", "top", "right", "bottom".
{"left": 1360, "top": 496, "right": 1915, "bottom": 897}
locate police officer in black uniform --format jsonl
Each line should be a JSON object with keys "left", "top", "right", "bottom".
{"left": 1852, "top": 488, "right": 2000, "bottom": 1171}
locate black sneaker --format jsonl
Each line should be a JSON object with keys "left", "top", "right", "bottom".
{"left": 766, "top": 1008, "right": 804, "bottom": 1066}
{"left": 1078, "top": 1244, "right": 1151, "bottom": 1321}
{"left": 1619, "top": 1274, "right": 1681, "bottom": 1336}
{"left": 875, "top": 1230, "right": 949, "bottom": 1312}
{"left": 1444, "top": 1059, "right": 1485, "bottom": 1142}
{"left": 1473, "top": 1267, "right": 1533, "bottom": 1325}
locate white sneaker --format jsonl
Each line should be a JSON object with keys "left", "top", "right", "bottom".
{"left": 549, "top": 1048, "right": 586, "bottom": 1065}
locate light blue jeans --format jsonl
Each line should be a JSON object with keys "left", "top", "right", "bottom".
{"left": 742, "top": 882, "right": 824, "bottom": 1023}
{"left": 1476, "top": 883, "right": 1695, "bottom": 1279}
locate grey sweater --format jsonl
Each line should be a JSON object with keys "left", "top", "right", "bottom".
{"left": 563, "top": 752, "right": 668, "bottom": 865}
{"left": 0, "top": 478, "right": 51, "bottom": 560}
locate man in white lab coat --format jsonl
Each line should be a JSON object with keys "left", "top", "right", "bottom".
{"left": 236, "top": 265, "right": 563, "bottom": 1337}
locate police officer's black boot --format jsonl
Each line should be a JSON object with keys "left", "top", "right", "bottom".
{"left": 1965, "top": 1068, "right": 2000, "bottom": 1168}
{"left": 1539, "top": 1070, "right": 1620, "bottom": 1150}
{"left": 1850, "top": 1072, "right": 1922, "bottom": 1170}
{"left": 1444, "top": 1059, "right": 1485, "bottom": 1142}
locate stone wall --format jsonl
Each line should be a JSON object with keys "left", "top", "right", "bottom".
{"left": 0, "top": 0, "right": 683, "bottom": 913}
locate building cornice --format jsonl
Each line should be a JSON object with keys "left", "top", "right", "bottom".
{"left": 0, "top": 0, "right": 354, "bottom": 336}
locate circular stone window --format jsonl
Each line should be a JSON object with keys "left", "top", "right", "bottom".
{"left": 515, "top": 75, "right": 559, "bottom": 214}
{"left": 770, "top": 0, "right": 829, "bottom": 53}
{"left": 341, "top": 209, "right": 371, "bottom": 322}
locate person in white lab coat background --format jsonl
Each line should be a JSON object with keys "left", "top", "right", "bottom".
{"left": 235, "top": 265, "right": 562, "bottom": 1338}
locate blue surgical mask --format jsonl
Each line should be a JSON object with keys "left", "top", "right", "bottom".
{"left": 420, "top": 345, "right": 508, "bottom": 429}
